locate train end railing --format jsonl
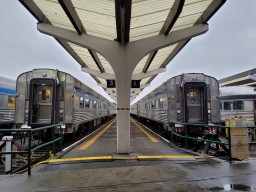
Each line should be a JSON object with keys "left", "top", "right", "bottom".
{"left": 170, "top": 122, "right": 256, "bottom": 163}
{"left": 0, "top": 124, "right": 63, "bottom": 175}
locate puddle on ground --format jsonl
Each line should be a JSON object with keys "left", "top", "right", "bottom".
{"left": 209, "top": 184, "right": 252, "bottom": 191}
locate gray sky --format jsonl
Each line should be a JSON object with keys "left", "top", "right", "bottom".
{"left": 1, "top": 1, "right": 255, "bottom": 104}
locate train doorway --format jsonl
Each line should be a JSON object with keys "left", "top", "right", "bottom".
{"left": 184, "top": 82, "right": 207, "bottom": 124}
{"left": 29, "top": 79, "right": 56, "bottom": 127}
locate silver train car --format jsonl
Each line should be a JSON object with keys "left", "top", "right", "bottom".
{"left": 0, "top": 76, "right": 16, "bottom": 128}
{"left": 14, "top": 69, "right": 116, "bottom": 136}
{"left": 131, "top": 73, "right": 221, "bottom": 136}
{"left": 220, "top": 86, "right": 256, "bottom": 124}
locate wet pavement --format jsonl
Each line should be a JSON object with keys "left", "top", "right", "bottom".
{"left": 0, "top": 157, "right": 256, "bottom": 192}
{"left": 1, "top": 119, "right": 256, "bottom": 191}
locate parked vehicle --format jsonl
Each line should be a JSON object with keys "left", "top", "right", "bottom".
{"left": 0, "top": 76, "right": 16, "bottom": 128}
{"left": 14, "top": 69, "right": 116, "bottom": 138}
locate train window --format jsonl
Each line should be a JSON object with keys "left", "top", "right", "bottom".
{"left": 98, "top": 103, "right": 101, "bottom": 109}
{"left": 42, "top": 89, "right": 51, "bottom": 101}
{"left": 0, "top": 95, "right": 4, "bottom": 107}
{"left": 93, "top": 101, "right": 97, "bottom": 109}
{"left": 223, "top": 101, "right": 231, "bottom": 110}
{"left": 85, "top": 98, "right": 90, "bottom": 108}
{"left": 8, "top": 96, "right": 15, "bottom": 108}
{"left": 80, "top": 97, "right": 84, "bottom": 108}
{"left": 155, "top": 100, "right": 159, "bottom": 109}
{"left": 159, "top": 98, "right": 163, "bottom": 109}
{"left": 233, "top": 100, "right": 244, "bottom": 110}
{"left": 151, "top": 100, "right": 156, "bottom": 109}
{"left": 220, "top": 102, "right": 222, "bottom": 110}
{"left": 74, "top": 95, "right": 80, "bottom": 107}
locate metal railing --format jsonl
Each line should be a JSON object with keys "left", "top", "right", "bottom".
{"left": 170, "top": 122, "right": 256, "bottom": 163}
{"left": 0, "top": 124, "right": 63, "bottom": 175}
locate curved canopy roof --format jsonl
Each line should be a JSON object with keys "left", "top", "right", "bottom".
{"left": 219, "top": 68, "right": 256, "bottom": 88}
{"left": 19, "top": 0, "right": 226, "bottom": 101}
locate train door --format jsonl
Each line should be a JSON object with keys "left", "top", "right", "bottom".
{"left": 184, "top": 82, "right": 207, "bottom": 123}
{"left": 29, "top": 79, "right": 56, "bottom": 127}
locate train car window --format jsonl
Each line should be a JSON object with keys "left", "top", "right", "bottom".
{"left": 85, "top": 98, "right": 90, "bottom": 108}
{"left": 42, "top": 89, "right": 51, "bottom": 101}
{"left": 233, "top": 100, "right": 244, "bottom": 110}
{"left": 74, "top": 95, "right": 80, "bottom": 107}
{"left": 151, "top": 100, "right": 155, "bottom": 109}
{"left": 93, "top": 100, "right": 97, "bottom": 109}
{"left": 0, "top": 95, "right": 4, "bottom": 107}
{"left": 220, "top": 102, "right": 222, "bottom": 110}
{"left": 80, "top": 97, "right": 84, "bottom": 108}
{"left": 159, "top": 98, "right": 163, "bottom": 109}
{"left": 155, "top": 100, "right": 159, "bottom": 109}
{"left": 223, "top": 101, "right": 231, "bottom": 110}
{"left": 8, "top": 96, "right": 15, "bottom": 108}
{"left": 89, "top": 99, "right": 93, "bottom": 109}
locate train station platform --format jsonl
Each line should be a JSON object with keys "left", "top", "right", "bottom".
{"left": 1, "top": 118, "right": 256, "bottom": 191}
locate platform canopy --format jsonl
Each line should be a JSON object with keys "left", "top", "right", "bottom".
{"left": 20, "top": 0, "right": 225, "bottom": 102}
{"left": 219, "top": 68, "right": 256, "bottom": 87}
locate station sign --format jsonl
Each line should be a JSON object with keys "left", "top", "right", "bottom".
{"left": 131, "top": 80, "right": 141, "bottom": 88}
{"left": 230, "top": 127, "right": 249, "bottom": 159}
{"left": 106, "top": 80, "right": 116, "bottom": 88}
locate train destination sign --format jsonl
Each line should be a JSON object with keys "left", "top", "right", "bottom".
{"left": 230, "top": 127, "right": 249, "bottom": 159}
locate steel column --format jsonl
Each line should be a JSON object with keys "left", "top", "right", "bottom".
{"left": 37, "top": 23, "right": 209, "bottom": 154}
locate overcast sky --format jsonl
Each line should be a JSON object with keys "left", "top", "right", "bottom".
{"left": 1, "top": 1, "right": 255, "bottom": 104}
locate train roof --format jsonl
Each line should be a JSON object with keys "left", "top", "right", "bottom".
{"left": 220, "top": 86, "right": 256, "bottom": 96}
{"left": 0, "top": 76, "right": 16, "bottom": 94}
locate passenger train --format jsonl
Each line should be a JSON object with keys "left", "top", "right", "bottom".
{"left": 14, "top": 69, "right": 116, "bottom": 137}
{"left": 131, "top": 73, "right": 221, "bottom": 138}
{"left": 0, "top": 76, "right": 16, "bottom": 128}
{"left": 220, "top": 85, "right": 256, "bottom": 124}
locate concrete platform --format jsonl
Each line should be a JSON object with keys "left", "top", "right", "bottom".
{"left": 0, "top": 118, "right": 256, "bottom": 191}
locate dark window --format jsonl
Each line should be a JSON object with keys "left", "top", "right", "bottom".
{"left": 80, "top": 97, "right": 84, "bottom": 108}
{"left": 159, "top": 98, "right": 163, "bottom": 109}
{"left": 93, "top": 101, "right": 97, "bottom": 109}
{"left": 151, "top": 100, "right": 156, "bottom": 109}
{"left": 233, "top": 100, "right": 244, "bottom": 110}
{"left": 224, "top": 101, "right": 231, "bottom": 110}
{"left": 85, "top": 98, "right": 90, "bottom": 108}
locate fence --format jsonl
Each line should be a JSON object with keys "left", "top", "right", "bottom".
{"left": 170, "top": 122, "right": 256, "bottom": 163}
{"left": 0, "top": 124, "right": 63, "bottom": 175}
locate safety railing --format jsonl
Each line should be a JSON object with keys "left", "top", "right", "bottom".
{"left": 0, "top": 124, "right": 63, "bottom": 175}
{"left": 170, "top": 122, "right": 256, "bottom": 163}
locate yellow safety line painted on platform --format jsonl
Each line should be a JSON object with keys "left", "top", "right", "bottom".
{"left": 137, "top": 155, "right": 215, "bottom": 159}
{"left": 78, "top": 118, "right": 116, "bottom": 150}
{"left": 47, "top": 156, "right": 113, "bottom": 163}
{"left": 131, "top": 118, "right": 159, "bottom": 143}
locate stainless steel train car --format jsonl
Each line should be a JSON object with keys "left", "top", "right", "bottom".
{"left": 220, "top": 86, "right": 256, "bottom": 124}
{"left": 14, "top": 69, "right": 116, "bottom": 136}
{"left": 131, "top": 73, "right": 221, "bottom": 137}
{"left": 0, "top": 76, "right": 16, "bottom": 128}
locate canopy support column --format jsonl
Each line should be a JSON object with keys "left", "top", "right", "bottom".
{"left": 37, "top": 23, "right": 208, "bottom": 154}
